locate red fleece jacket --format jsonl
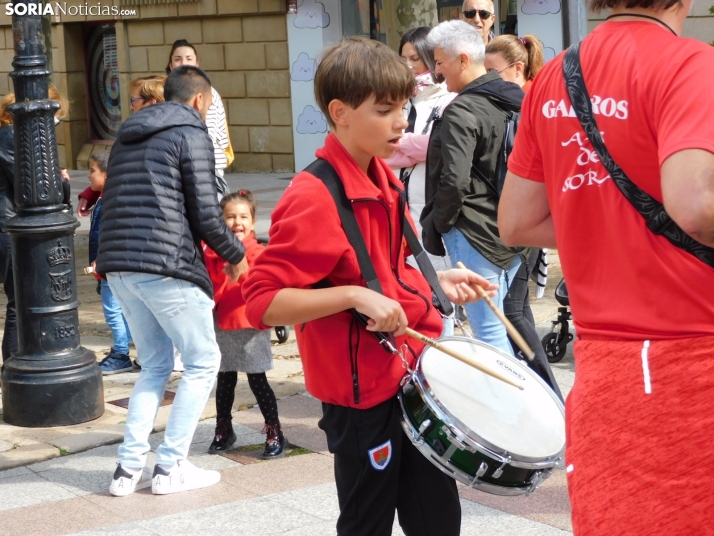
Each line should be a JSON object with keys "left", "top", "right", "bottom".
{"left": 204, "top": 233, "right": 265, "bottom": 331}
{"left": 242, "top": 134, "right": 442, "bottom": 409}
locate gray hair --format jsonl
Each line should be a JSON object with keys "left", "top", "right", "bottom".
{"left": 427, "top": 20, "right": 485, "bottom": 66}
{"left": 90, "top": 151, "right": 110, "bottom": 173}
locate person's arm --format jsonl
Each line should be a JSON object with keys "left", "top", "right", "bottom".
{"left": 179, "top": 129, "right": 245, "bottom": 267}
{"left": 661, "top": 149, "right": 714, "bottom": 247}
{"left": 262, "top": 268, "right": 497, "bottom": 334}
{"left": 397, "top": 133, "right": 429, "bottom": 162}
{"left": 498, "top": 171, "right": 556, "bottom": 248}
{"left": 431, "top": 100, "right": 478, "bottom": 232}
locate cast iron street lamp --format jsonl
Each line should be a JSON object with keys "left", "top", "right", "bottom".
{"left": 1, "top": 2, "right": 104, "bottom": 426}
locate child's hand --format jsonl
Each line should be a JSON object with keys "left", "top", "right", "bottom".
{"left": 351, "top": 287, "right": 408, "bottom": 336}
{"left": 224, "top": 257, "right": 249, "bottom": 283}
{"left": 437, "top": 268, "right": 498, "bottom": 305}
{"left": 61, "top": 169, "right": 70, "bottom": 181}
{"left": 77, "top": 198, "right": 91, "bottom": 217}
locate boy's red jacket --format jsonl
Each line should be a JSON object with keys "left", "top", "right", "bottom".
{"left": 204, "top": 233, "right": 265, "bottom": 330}
{"left": 243, "top": 134, "right": 443, "bottom": 409}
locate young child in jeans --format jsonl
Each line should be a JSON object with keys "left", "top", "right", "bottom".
{"left": 86, "top": 151, "right": 134, "bottom": 374}
{"left": 203, "top": 190, "right": 286, "bottom": 459}
{"left": 243, "top": 37, "right": 495, "bottom": 536}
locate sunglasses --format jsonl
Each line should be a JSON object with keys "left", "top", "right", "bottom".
{"left": 462, "top": 8, "right": 493, "bottom": 19}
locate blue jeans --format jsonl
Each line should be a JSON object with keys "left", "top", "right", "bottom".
{"left": 107, "top": 272, "right": 220, "bottom": 468}
{"left": 442, "top": 228, "right": 521, "bottom": 355}
{"left": 101, "top": 280, "right": 132, "bottom": 355}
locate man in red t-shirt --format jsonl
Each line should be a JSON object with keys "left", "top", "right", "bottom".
{"left": 497, "top": 0, "right": 714, "bottom": 533}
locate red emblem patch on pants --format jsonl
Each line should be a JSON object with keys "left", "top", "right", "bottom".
{"left": 368, "top": 440, "right": 392, "bottom": 470}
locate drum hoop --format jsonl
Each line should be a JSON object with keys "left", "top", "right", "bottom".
{"left": 398, "top": 389, "right": 554, "bottom": 495}
{"left": 414, "top": 335, "right": 565, "bottom": 466}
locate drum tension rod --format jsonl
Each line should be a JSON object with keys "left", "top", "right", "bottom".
{"left": 492, "top": 458, "right": 510, "bottom": 479}
{"left": 416, "top": 419, "right": 434, "bottom": 440}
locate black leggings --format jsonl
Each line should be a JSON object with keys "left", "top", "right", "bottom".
{"left": 215, "top": 371, "right": 279, "bottom": 424}
{"left": 503, "top": 262, "right": 563, "bottom": 401}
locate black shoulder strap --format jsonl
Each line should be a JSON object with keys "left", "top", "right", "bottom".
{"left": 563, "top": 43, "right": 714, "bottom": 268}
{"left": 403, "top": 224, "right": 453, "bottom": 316}
{"left": 306, "top": 158, "right": 453, "bottom": 316}
{"left": 305, "top": 159, "right": 383, "bottom": 294}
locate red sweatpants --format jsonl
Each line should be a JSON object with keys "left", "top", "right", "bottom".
{"left": 566, "top": 336, "right": 714, "bottom": 535}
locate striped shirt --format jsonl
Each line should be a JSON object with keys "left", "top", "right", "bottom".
{"left": 206, "top": 87, "right": 230, "bottom": 194}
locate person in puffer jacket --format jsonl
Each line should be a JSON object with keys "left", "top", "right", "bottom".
{"left": 96, "top": 65, "right": 248, "bottom": 498}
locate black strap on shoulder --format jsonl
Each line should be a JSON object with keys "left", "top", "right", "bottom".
{"left": 305, "top": 159, "right": 383, "bottom": 294}
{"left": 403, "top": 223, "right": 453, "bottom": 316}
{"left": 563, "top": 43, "right": 714, "bottom": 268}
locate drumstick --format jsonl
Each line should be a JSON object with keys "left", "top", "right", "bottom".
{"left": 456, "top": 262, "right": 536, "bottom": 361}
{"left": 404, "top": 327, "right": 524, "bottom": 390}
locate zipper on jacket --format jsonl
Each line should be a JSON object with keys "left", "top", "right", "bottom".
{"left": 349, "top": 316, "right": 361, "bottom": 404}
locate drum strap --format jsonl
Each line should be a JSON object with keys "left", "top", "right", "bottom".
{"left": 563, "top": 43, "right": 714, "bottom": 268}
{"left": 305, "top": 158, "right": 454, "bottom": 316}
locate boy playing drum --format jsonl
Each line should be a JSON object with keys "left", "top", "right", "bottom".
{"left": 243, "top": 37, "right": 495, "bottom": 536}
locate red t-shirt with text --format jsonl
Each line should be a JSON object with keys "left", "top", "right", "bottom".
{"left": 509, "top": 22, "right": 714, "bottom": 340}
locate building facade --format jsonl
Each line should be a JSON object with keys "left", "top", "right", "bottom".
{"left": 0, "top": 0, "right": 711, "bottom": 173}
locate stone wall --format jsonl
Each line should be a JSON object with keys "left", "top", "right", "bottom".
{"left": 0, "top": 0, "right": 293, "bottom": 172}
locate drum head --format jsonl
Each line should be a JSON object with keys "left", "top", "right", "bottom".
{"left": 421, "top": 337, "right": 565, "bottom": 460}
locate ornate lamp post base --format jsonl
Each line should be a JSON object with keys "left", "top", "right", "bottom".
{"left": 1, "top": 209, "right": 104, "bottom": 427}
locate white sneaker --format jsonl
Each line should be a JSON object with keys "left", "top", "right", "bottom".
{"left": 109, "top": 464, "right": 153, "bottom": 497}
{"left": 151, "top": 459, "right": 221, "bottom": 495}
{"left": 173, "top": 347, "right": 185, "bottom": 372}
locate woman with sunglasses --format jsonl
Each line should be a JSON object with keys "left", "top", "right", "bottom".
{"left": 460, "top": 0, "right": 496, "bottom": 44}
{"left": 485, "top": 35, "right": 544, "bottom": 92}
{"left": 384, "top": 27, "right": 455, "bottom": 277}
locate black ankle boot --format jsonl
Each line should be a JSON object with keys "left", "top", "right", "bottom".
{"left": 262, "top": 422, "right": 287, "bottom": 459}
{"left": 208, "top": 418, "right": 237, "bottom": 454}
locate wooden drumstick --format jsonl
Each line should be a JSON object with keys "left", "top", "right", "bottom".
{"left": 404, "top": 327, "right": 524, "bottom": 390}
{"left": 455, "top": 261, "right": 536, "bottom": 361}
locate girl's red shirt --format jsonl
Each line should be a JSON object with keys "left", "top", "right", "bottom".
{"left": 203, "top": 232, "right": 265, "bottom": 331}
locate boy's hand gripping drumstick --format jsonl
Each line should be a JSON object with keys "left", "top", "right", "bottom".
{"left": 455, "top": 262, "right": 536, "bottom": 361}
{"left": 404, "top": 327, "right": 524, "bottom": 390}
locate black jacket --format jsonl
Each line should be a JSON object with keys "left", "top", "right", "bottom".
{"left": 0, "top": 126, "right": 16, "bottom": 232}
{"left": 96, "top": 102, "right": 244, "bottom": 296}
{"left": 421, "top": 71, "right": 525, "bottom": 269}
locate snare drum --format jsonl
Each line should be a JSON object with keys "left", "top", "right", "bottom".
{"left": 398, "top": 336, "right": 565, "bottom": 496}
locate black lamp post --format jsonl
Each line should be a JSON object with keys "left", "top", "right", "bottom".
{"left": 1, "top": 2, "right": 104, "bottom": 426}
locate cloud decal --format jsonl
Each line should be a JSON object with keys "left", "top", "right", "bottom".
{"left": 296, "top": 105, "right": 328, "bottom": 134}
{"left": 291, "top": 52, "right": 317, "bottom": 82}
{"left": 521, "top": 0, "right": 561, "bottom": 15}
{"left": 294, "top": 0, "right": 330, "bottom": 28}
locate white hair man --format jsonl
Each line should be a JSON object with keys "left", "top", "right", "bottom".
{"left": 460, "top": 0, "right": 496, "bottom": 44}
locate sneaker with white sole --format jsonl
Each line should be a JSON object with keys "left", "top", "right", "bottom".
{"left": 151, "top": 459, "right": 220, "bottom": 495}
{"left": 109, "top": 464, "right": 153, "bottom": 497}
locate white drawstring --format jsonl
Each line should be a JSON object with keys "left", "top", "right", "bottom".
{"left": 641, "top": 340, "right": 652, "bottom": 394}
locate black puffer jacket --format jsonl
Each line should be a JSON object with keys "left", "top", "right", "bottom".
{"left": 96, "top": 102, "right": 244, "bottom": 296}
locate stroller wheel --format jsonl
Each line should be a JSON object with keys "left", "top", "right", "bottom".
{"left": 542, "top": 332, "right": 569, "bottom": 363}
{"left": 275, "top": 325, "right": 290, "bottom": 344}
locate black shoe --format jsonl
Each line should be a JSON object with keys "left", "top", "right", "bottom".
{"left": 262, "top": 422, "right": 287, "bottom": 459}
{"left": 208, "top": 419, "right": 237, "bottom": 454}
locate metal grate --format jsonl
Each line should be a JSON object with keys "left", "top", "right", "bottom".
{"left": 108, "top": 390, "right": 176, "bottom": 409}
